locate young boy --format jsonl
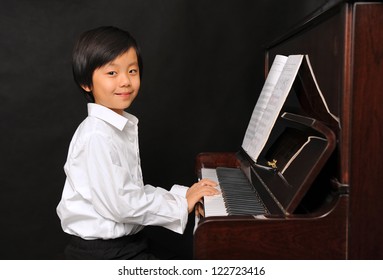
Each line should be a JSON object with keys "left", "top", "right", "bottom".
{"left": 56, "top": 26, "right": 218, "bottom": 259}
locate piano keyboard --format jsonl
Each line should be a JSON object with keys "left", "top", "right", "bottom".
{"left": 201, "top": 167, "right": 267, "bottom": 217}
{"left": 201, "top": 168, "right": 229, "bottom": 216}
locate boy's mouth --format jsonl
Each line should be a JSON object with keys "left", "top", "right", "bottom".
{"left": 115, "top": 92, "right": 132, "bottom": 96}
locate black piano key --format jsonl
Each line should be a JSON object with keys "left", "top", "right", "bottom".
{"left": 216, "top": 167, "right": 268, "bottom": 215}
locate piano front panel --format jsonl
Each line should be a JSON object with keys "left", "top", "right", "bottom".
{"left": 194, "top": 192, "right": 348, "bottom": 260}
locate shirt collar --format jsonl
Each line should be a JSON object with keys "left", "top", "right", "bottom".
{"left": 87, "top": 103, "right": 138, "bottom": 131}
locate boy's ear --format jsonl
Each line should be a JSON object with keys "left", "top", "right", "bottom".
{"left": 81, "top": 84, "right": 92, "bottom": 92}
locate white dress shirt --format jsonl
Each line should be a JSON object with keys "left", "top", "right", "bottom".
{"left": 57, "top": 103, "right": 189, "bottom": 240}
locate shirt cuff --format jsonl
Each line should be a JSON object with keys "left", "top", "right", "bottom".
{"left": 170, "top": 184, "right": 188, "bottom": 198}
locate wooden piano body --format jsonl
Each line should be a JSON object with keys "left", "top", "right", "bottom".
{"left": 193, "top": 1, "right": 383, "bottom": 259}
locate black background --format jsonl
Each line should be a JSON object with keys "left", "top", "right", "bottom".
{"left": 0, "top": 0, "right": 330, "bottom": 259}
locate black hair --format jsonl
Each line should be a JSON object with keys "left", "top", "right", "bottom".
{"left": 72, "top": 26, "right": 143, "bottom": 102}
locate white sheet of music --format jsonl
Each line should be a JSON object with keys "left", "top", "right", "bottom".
{"left": 242, "top": 54, "right": 304, "bottom": 162}
{"left": 241, "top": 55, "right": 287, "bottom": 158}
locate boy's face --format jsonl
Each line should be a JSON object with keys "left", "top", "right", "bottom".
{"left": 82, "top": 48, "right": 140, "bottom": 115}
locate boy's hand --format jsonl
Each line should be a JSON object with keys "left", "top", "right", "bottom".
{"left": 194, "top": 200, "right": 205, "bottom": 217}
{"left": 186, "top": 179, "right": 219, "bottom": 213}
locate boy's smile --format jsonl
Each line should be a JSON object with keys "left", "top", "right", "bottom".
{"left": 82, "top": 47, "right": 140, "bottom": 115}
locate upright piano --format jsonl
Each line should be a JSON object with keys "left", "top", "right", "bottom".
{"left": 193, "top": 1, "right": 383, "bottom": 259}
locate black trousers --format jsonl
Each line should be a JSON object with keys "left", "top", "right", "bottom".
{"left": 64, "top": 231, "right": 158, "bottom": 260}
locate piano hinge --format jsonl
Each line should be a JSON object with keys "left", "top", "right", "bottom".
{"left": 331, "top": 178, "right": 349, "bottom": 194}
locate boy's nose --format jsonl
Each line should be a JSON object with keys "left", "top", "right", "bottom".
{"left": 119, "top": 73, "right": 131, "bottom": 87}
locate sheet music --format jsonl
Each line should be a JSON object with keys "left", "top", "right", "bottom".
{"left": 243, "top": 55, "right": 304, "bottom": 162}
{"left": 242, "top": 55, "right": 288, "bottom": 155}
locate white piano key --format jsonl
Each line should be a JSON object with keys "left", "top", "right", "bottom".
{"left": 201, "top": 168, "right": 228, "bottom": 217}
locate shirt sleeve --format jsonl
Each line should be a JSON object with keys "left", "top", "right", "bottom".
{"left": 76, "top": 131, "right": 189, "bottom": 234}
{"left": 170, "top": 184, "right": 189, "bottom": 197}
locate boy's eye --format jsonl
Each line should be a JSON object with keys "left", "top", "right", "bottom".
{"left": 129, "top": 69, "right": 138, "bottom": 74}
{"left": 107, "top": 71, "right": 117, "bottom": 76}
